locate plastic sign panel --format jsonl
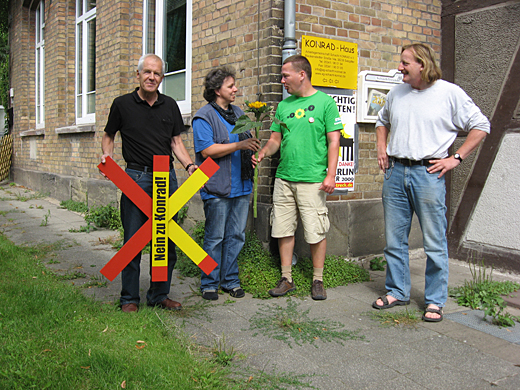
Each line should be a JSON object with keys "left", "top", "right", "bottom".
{"left": 357, "top": 69, "right": 403, "bottom": 123}
{"left": 302, "top": 35, "right": 358, "bottom": 90}
{"left": 97, "top": 156, "right": 219, "bottom": 281}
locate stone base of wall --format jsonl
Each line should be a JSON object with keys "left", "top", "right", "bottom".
{"left": 10, "top": 168, "right": 424, "bottom": 260}
{"left": 254, "top": 200, "right": 423, "bottom": 260}
{"left": 12, "top": 167, "right": 120, "bottom": 208}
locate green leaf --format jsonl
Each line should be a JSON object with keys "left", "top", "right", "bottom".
{"left": 271, "top": 115, "right": 289, "bottom": 131}
{"left": 231, "top": 120, "right": 261, "bottom": 134}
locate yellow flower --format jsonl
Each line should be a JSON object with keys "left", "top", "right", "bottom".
{"left": 248, "top": 101, "right": 267, "bottom": 109}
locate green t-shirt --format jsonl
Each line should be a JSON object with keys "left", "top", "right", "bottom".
{"left": 270, "top": 90, "right": 343, "bottom": 183}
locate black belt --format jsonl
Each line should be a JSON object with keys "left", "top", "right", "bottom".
{"left": 391, "top": 157, "right": 432, "bottom": 166}
{"left": 126, "top": 162, "right": 172, "bottom": 172}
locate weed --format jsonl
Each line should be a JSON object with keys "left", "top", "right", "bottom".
{"left": 58, "top": 271, "right": 87, "bottom": 280}
{"left": 369, "top": 308, "right": 421, "bottom": 328}
{"left": 239, "top": 232, "right": 370, "bottom": 298}
{"left": 15, "top": 191, "right": 47, "bottom": 202}
{"left": 369, "top": 256, "right": 387, "bottom": 271}
{"left": 248, "top": 298, "right": 364, "bottom": 348}
{"left": 69, "top": 223, "right": 97, "bottom": 233}
{"left": 449, "top": 259, "right": 520, "bottom": 327}
{"left": 0, "top": 210, "right": 7, "bottom": 216}
{"left": 46, "top": 259, "right": 60, "bottom": 264}
{"left": 85, "top": 204, "right": 122, "bottom": 230}
{"left": 60, "top": 199, "right": 89, "bottom": 213}
{"left": 212, "top": 335, "right": 236, "bottom": 366}
{"left": 8, "top": 182, "right": 15, "bottom": 186}
{"left": 39, "top": 210, "right": 51, "bottom": 226}
{"left": 99, "top": 230, "right": 124, "bottom": 249}
{"left": 178, "top": 205, "right": 189, "bottom": 225}
{"left": 230, "top": 368, "right": 317, "bottom": 389}
{"left": 81, "top": 275, "right": 108, "bottom": 288}
{"left": 175, "top": 225, "right": 370, "bottom": 298}
{"left": 482, "top": 297, "right": 519, "bottom": 327}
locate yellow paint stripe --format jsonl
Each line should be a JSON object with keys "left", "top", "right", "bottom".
{"left": 168, "top": 220, "right": 207, "bottom": 265}
{"left": 168, "top": 169, "right": 209, "bottom": 219}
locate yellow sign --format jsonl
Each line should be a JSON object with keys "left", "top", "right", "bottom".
{"left": 301, "top": 35, "right": 358, "bottom": 90}
{"left": 152, "top": 161, "right": 169, "bottom": 281}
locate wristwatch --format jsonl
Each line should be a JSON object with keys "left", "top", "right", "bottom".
{"left": 453, "top": 153, "right": 463, "bottom": 162}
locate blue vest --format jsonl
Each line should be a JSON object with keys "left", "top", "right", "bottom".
{"left": 193, "top": 104, "right": 246, "bottom": 197}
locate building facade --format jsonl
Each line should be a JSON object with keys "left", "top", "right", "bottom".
{"left": 7, "top": 0, "right": 520, "bottom": 270}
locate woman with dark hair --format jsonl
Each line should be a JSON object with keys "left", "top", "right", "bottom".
{"left": 193, "top": 67, "right": 260, "bottom": 300}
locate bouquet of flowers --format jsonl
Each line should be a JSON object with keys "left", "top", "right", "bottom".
{"left": 232, "top": 101, "right": 287, "bottom": 218}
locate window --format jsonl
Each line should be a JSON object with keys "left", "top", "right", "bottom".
{"left": 35, "top": 1, "right": 45, "bottom": 127}
{"left": 76, "top": 0, "right": 96, "bottom": 124}
{"left": 143, "top": 0, "right": 192, "bottom": 114}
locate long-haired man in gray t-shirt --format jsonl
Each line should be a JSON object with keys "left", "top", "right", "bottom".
{"left": 372, "top": 43, "right": 490, "bottom": 322}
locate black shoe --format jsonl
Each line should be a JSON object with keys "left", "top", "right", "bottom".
{"left": 222, "top": 287, "right": 245, "bottom": 298}
{"left": 202, "top": 290, "right": 219, "bottom": 300}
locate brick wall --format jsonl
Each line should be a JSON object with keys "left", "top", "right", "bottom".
{"left": 9, "top": 0, "right": 441, "bottom": 205}
{"left": 191, "top": 0, "right": 441, "bottom": 205}
{"left": 191, "top": 0, "right": 285, "bottom": 205}
{"left": 296, "top": 0, "right": 441, "bottom": 202}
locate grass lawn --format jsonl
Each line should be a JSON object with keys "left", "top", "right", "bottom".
{"left": 0, "top": 234, "right": 233, "bottom": 390}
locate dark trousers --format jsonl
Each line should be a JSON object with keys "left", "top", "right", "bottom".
{"left": 119, "top": 168, "right": 178, "bottom": 306}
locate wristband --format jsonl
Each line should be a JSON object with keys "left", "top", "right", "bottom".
{"left": 185, "top": 163, "right": 194, "bottom": 172}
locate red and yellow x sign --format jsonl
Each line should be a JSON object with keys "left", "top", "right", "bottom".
{"left": 97, "top": 156, "right": 218, "bottom": 282}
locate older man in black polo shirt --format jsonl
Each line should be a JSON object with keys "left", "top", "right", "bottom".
{"left": 100, "top": 54, "right": 197, "bottom": 313}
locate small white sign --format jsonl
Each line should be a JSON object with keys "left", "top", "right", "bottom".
{"left": 357, "top": 70, "right": 403, "bottom": 123}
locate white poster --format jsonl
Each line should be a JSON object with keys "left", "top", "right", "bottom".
{"left": 330, "top": 92, "right": 356, "bottom": 191}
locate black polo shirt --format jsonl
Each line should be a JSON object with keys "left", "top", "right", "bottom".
{"left": 104, "top": 88, "right": 184, "bottom": 168}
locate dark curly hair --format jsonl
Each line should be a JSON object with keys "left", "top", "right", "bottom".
{"left": 203, "top": 67, "right": 236, "bottom": 102}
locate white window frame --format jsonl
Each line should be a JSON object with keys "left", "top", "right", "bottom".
{"left": 143, "top": 0, "right": 192, "bottom": 114}
{"left": 75, "top": 0, "right": 96, "bottom": 124}
{"left": 35, "top": 1, "right": 45, "bottom": 128}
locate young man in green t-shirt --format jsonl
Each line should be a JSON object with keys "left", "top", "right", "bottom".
{"left": 256, "top": 55, "right": 342, "bottom": 300}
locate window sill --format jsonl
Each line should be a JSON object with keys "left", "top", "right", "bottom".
{"left": 20, "top": 128, "right": 45, "bottom": 137}
{"left": 55, "top": 124, "right": 96, "bottom": 134}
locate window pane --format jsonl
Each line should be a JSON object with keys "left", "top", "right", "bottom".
{"left": 164, "top": 72, "right": 185, "bottom": 101}
{"left": 36, "top": 12, "right": 40, "bottom": 42}
{"left": 87, "top": 0, "right": 96, "bottom": 12}
{"left": 146, "top": 0, "right": 156, "bottom": 53}
{"left": 36, "top": 50, "right": 40, "bottom": 123}
{"left": 87, "top": 92, "right": 95, "bottom": 114}
{"left": 165, "top": 0, "right": 186, "bottom": 73}
{"left": 77, "top": 25, "right": 83, "bottom": 94}
{"left": 87, "top": 18, "right": 96, "bottom": 93}
{"left": 77, "top": 95, "right": 82, "bottom": 118}
{"left": 42, "top": 49, "right": 45, "bottom": 122}
{"left": 77, "top": 0, "right": 83, "bottom": 17}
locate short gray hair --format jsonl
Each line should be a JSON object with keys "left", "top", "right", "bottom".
{"left": 137, "top": 54, "right": 166, "bottom": 76}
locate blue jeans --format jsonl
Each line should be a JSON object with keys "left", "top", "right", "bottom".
{"left": 200, "top": 195, "right": 250, "bottom": 291}
{"left": 120, "top": 168, "right": 178, "bottom": 306}
{"left": 382, "top": 161, "right": 449, "bottom": 307}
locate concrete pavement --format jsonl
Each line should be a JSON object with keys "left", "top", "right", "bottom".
{"left": 1, "top": 181, "right": 520, "bottom": 389}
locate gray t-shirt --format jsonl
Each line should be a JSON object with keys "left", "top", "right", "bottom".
{"left": 376, "top": 79, "right": 490, "bottom": 160}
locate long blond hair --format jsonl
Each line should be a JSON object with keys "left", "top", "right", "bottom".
{"left": 402, "top": 43, "right": 442, "bottom": 83}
